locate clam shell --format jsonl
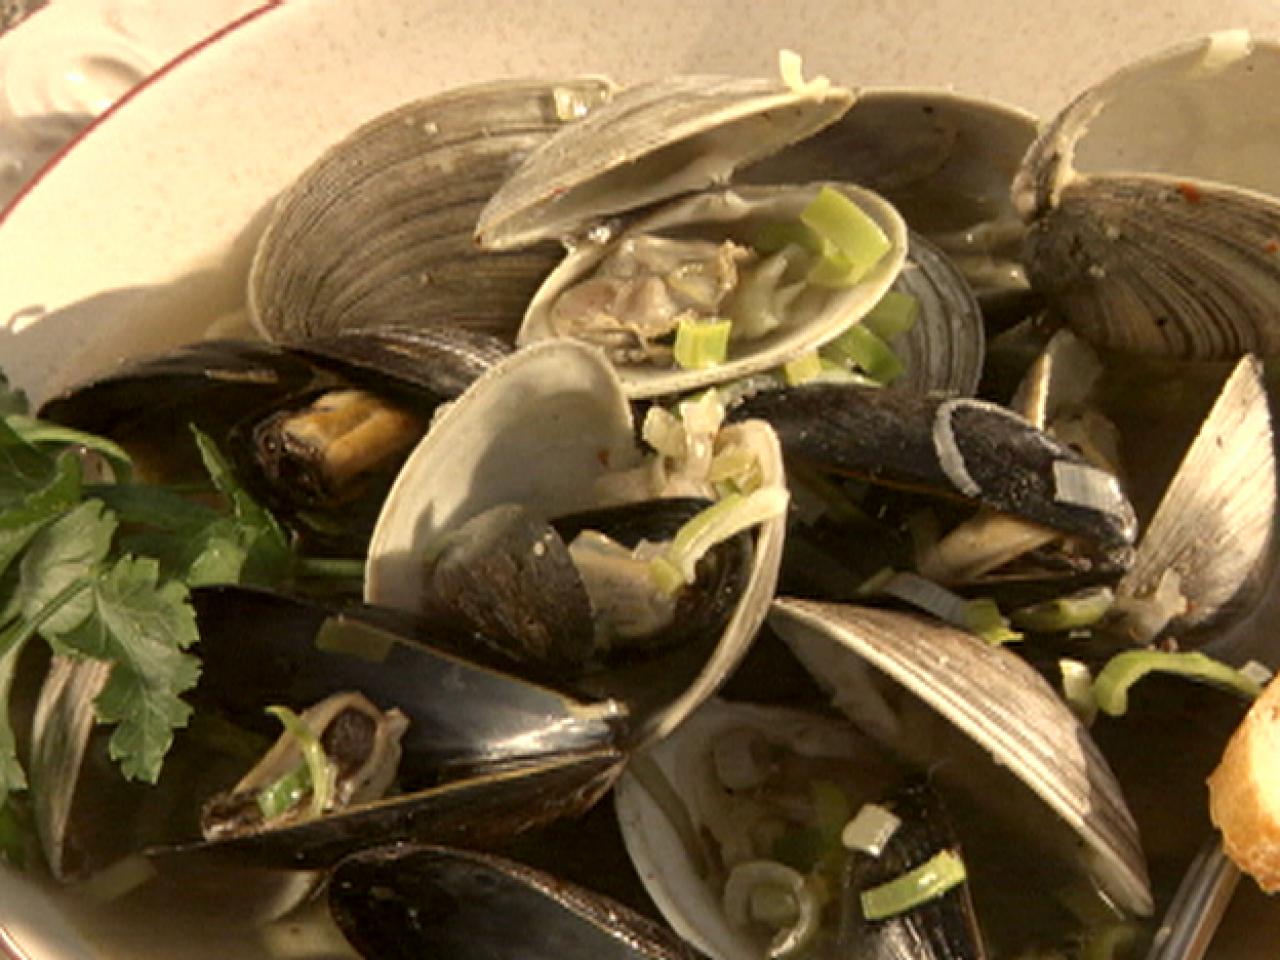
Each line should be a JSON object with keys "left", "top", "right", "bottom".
{"left": 518, "top": 182, "right": 908, "bottom": 398}
{"left": 741, "top": 87, "right": 1037, "bottom": 297}
{"left": 1117, "top": 355, "right": 1276, "bottom": 646}
{"left": 247, "top": 77, "right": 615, "bottom": 344}
{"left": 475, "top": 76, "right": 854, "bottom": 251}
{"left": 1014, "top": 34, "right": 1280, "bottom": 358}
{"left": 365, "top": 339, "right": 788, "bottom": 748}
{"left": 768, "top": 598, "right": 1153, "bottom": 917}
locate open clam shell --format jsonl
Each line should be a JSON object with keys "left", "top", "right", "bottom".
{"left": 767, "top": 599, "right": 1153, "bottom": 918}
{"left": 517, "top": 181, "right": 908, "bottom": 398}
{"left": 247, "top": 77, "right": 616, "bottom": 345}
{"left": 1116, "top": 355, "right": 1276, "bottom": 649}
{"left": 1014, "top": 34, "right": 1280, "bottom": 358}
{"left": 366, "top": 339, "right": 788, "bottom": 748}
{"left": 741, "top": 87, "right": 1038, "bottom": 298}
{"left": 475, "top": 75, "right": 854, "bottom": 251}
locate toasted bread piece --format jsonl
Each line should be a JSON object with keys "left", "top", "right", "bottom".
{"left": 1208, "top": 673, "right": 1280, "bottom": 891}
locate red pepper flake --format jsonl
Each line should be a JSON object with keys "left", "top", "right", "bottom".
{"left": 596, "top": 448, "right": 611, "bottom": 467}
{"left": 1175, "top": 182, "right": 1202, "bottom": 203}
{"left": 1266, "top": 239, "right": 1280, "bottom": 254}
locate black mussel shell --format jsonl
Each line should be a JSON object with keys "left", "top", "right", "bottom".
{"left": 839, "top": 779, "right": 987, "bottom": 960}
{"left": 730, "top": 383, "right": 1137, "bottom": 554}
{"left": 133, "top": 586, "right": 623, "bottom": 869}
{"left": 329, "top": 844, "right": 697, "bottom": 960}
{"left": 419, "top": 497, "right": 755, "bottom": 682}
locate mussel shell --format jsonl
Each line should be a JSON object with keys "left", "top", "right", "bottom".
{"left": 125, "top": 586, "right": 627, "bottom": 869}
{"left": 476, "top": 75, "right": 854, "bottom": 251}
{"left": 329, "top": 844, "right": 696, "bottom": 960}
{"left": 248, "top": 77, "right": 616, "bottom": 344}
{"left": 729, "top": 382, "right": 1138, "bottom": 551}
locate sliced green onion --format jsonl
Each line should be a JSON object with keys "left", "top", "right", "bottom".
{"left": 264, "top": 705, "right": 337, "bottom": 819}
{"left": 860, "top": 849, "right": 968, "bottom": 921}
{"left": 255, "top": 761, "right": 314, "bottom": 822}
{"left": 842, "top": 803, "right": 902, "bottom": 856}
{"left": 1060, "top": 659, "right": 1098, "bottom": 725}
{"left": 649, "top": 487, "right": 789, "bottom": 594}
{"left": 1092, "top": 650, "right": 1264, "bottom": 717}
{"left": 782, "top": 351, "right": 824, "bottom": 386}
{"left": 862, "top": 291, "right": 919, "bottom": 342}
{"left": 673, "top": 316, "right": 732, "bottom": 370}
{"left": 820, "top": 323, "right": 904, "bottom": 383}
{"left": 800, "top": 185, "right": 891, "bottom": 285}
{"left": 1011, "top": 587, "right": 1115, "bottom": 632}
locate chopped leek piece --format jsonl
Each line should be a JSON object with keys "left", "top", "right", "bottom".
{"left": 264, "top": 705, "right": 337, "bottom": 819}
{"left": 649, "top": 487, "right": 789, "bottom": 593}
{"left": 821, "top": 323, "right": 905, "bottom": 383}
{"left": 754, "top": 220, "right": 823, "bottom": 256}
{"left": 673, "top": 316, "right": 732, "bottom": 369}
{"left": 782, "top": 351, "right": 824, "bottom": 386}
{"left": 800, "top": 186, "right": 891, "bottom": 284}
{"left": 962, "top": 599, "right": 1023, "bottom": 645}
{"left": 1092, "top": 650, "right": 1263, "bottom": 717}
{"left": 860, "top": 848, "right": 968, "bottom": 920}
{"left": 862, "top": 290, "right": 919, "bottom": 341}
{"left": 256, "top": 761, "right": 313, "bottom": 822}
{"left": 1011, "top": 587, "right": 1115, "bottom": 632}
{"left": 1059, "top": 659, "right": 1098, "bottom": 725}
{"left": 842, "top": 803, "right": 901, "bottom": 856}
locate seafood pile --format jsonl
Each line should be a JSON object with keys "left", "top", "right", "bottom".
{"left": 6, "top": 34, "right": 1280, "bottom": 960}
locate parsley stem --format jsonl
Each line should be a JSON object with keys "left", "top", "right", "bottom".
{"left": 0, "top": 579, "right": 93, "bottom": 659}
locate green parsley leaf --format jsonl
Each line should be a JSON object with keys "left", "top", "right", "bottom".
{"left": 191, "top": 428, "right": 292, "bottom": 585}
{"left": 5, "top": 415, "right": 132, "bottom": 483}
{"left": 47, "top": 556, "right": 200, "bottom": 784}
{"left": 18, "top": 500, "right": 116, "bottom": 637}
{"left": 0, "top": 449, "right": 82, "bottom": 585}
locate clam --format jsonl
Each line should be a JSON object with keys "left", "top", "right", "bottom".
{"left": 247, "top": 77, "right": 617, "bottom": 345}
{"left": 30, "top": 585, "right": 625, "bottom": 881}
{"left": 474, "top": 74, "right": 916, "bottom": 398}
{"left": 615, "top": 598, "right": 1153, "bottom": 957}
{"left": 740, "top": 87, "right": 1038, "bottom": 301}
{"left": 366, "top": 338, "right": 788, "bottom": 749}
{"left": 1014, "top": 33, "right": 1280, "bottom": 358}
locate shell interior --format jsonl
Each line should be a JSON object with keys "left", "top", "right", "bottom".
{"left": 519, "top": 182, "right": 908, "bottom": 398}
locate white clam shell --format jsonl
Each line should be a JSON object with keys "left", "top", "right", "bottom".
{"left": 365, "top": 339, "right": 788, "bottom": 748}
{"left": 519, "top": 182, "right": 908, "bottom": 398}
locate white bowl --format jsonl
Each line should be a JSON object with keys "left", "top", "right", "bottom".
{"left": 4, "top": 1, "right": 1280, "bottom": 957}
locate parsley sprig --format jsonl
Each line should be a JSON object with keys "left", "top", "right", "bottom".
{"left": 0, "top": 372, "right": 311, "bottom": 811}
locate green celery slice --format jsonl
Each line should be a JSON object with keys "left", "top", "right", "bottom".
{"left": 1092, "top": 650, "right": 1263, "bottom": 717}
{"left": 860, "top": 849, "right": 968, "bottom": 920}
{"left": 782, "top": 351, "right": 823, "bottom": 386}
{"left": 673, "top": 316, "right": 732, "bottom": 370}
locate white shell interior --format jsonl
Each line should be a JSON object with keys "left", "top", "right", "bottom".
{"left": 519, "top": 182, "right": 908, "bottom": 398}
